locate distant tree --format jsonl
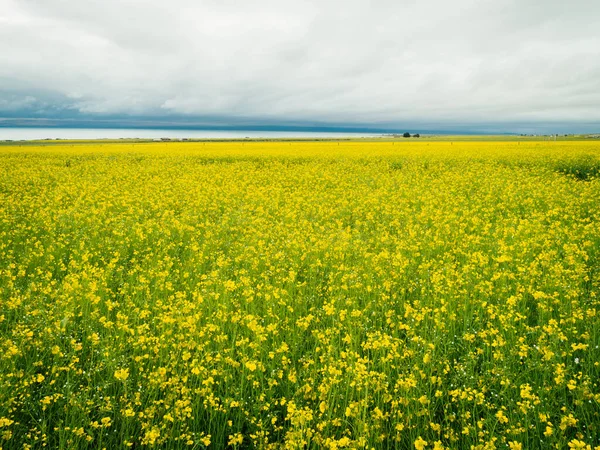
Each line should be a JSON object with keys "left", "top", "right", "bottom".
{"left": 413, "top": 133, "right": 420, "bottom": 138}
{"left": 403, "top": 132, "right": 411, "bottom": 138}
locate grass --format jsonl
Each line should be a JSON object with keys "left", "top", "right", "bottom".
{"left": 554, "top": 156, "right": 600, "bottom": 181}
{"left": 0, "top": 140, "right": 599, "bottom": 449}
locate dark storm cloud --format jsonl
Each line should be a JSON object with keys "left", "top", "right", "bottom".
{"left": 1, "top": 0, "right": 599, "bottom": 132}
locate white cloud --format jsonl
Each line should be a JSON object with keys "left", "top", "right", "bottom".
{"left": 1, "top": 0, "right": 599, "bottom": 129}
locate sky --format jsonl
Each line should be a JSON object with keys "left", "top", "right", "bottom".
{"left": 1, "top": 0, "right": 600, "bottom": 134}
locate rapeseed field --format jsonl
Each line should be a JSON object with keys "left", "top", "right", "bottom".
{"left": 0, "top": 140, "right": 599, "bottom": 449}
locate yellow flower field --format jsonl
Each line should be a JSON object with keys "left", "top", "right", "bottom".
{"left": 0, "top": 140, "right": 599, "bottom": 449}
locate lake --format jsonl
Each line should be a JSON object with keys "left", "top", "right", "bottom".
{"left": 0, "top": 127, "right": 384, "bottom": 141}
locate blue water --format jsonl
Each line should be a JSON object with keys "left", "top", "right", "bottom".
{"left": 0, "top": 127, "right": 383, "bottom": 141}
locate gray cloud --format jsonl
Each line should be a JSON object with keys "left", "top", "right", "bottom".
{"left": 1, "top": 0, "right": 599, "bottom": 131}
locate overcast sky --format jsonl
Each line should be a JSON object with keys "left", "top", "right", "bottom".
{"left": 1, "top": 0, "right": 600, "bottom": 133}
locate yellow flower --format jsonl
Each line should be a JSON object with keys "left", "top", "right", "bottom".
{"left": 495, "top": 410, "right": 509, "bottom": 424}
{"left": 114, "top": 368, "right": 129, "bottom": 381}
{"left": 414, "top": 436, "right": 428, "bottom": 450}
{"left": 228, "top": 433, "right": 243, "bottom": 446}
{"left": 0, "top": 417, "right": 15, "bottom": 428}
{"left": 560, "top": 414, "right": 578, "bottom": 431}
{"left": 143, "top": 427, "right": 160, "bottom": 445}
{"left": 568, "top": 440, "right": 590, "bottom": 450}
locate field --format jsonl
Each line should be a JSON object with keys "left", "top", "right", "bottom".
{"left": 1, "top": 140, "right": 600, "bottom": 449}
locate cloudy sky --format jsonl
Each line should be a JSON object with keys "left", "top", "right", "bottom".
{"left": 1, "top": 0, "right": 599, "bottom": 133}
